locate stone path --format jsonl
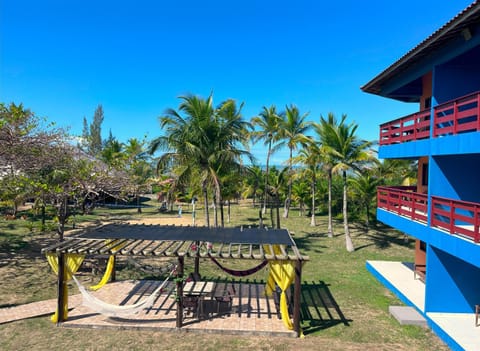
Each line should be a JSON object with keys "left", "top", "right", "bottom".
{"left": 0, "top": 295, "right": 82, "bottom": 325}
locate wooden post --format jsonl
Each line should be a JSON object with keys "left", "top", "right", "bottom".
{"left": 56, "top": 253, "right": 66, "bottom": 324}
{"left": 111, "top": 255, "right": 116, "bottom": 282}
{"left": 194, "top": 240, "right": 200, "bottom": 278}
{"left": 176, "top": 256, "right": 184, "bottom": 328}
{"left": 293, "top": 260, "right": 302, "bottom": 337}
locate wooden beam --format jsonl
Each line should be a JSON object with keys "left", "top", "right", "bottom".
{"left": 176, "top": 256, "right": 184, "bottom": 329}
{"left": 293, "top": 260, "right": 302, "bottom": 337}
{"left": 56, "top": 253, "right": 66, "bottom": 324}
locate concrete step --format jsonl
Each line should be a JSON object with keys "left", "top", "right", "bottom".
{"left": 389, "top": 305, "right": 427, "bottom": 327}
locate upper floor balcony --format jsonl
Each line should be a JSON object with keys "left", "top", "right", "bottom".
{"left": 377, "top": 186, "right": 480, "bottom": 243}
{"left": 379, "top": 91, "right": 480, "bottom": 146}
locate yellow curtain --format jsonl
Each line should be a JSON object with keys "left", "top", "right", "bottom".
{"left": 264, "top": 245, "right": 295, "bottom": 330}
{"left": 89, "top": 255, "right": 115, "bottom": 291}
{"left": 89, "top": 239, "right": 125, "bottom": 291}
{"left": 46, "top": 253, "right": 85, "bottom": 323}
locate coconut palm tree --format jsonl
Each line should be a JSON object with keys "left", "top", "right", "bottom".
{"left": 312, "top": 113, "right": 341, "bottom": 237}
{"left": 277, "top": 104, "right": 310, "bottom": 218}
{"left": 251, "top": 105, "right": 282, "bottom": 215}
{"left": 293, "top": 142, "right": 322, "bottom": 226}
{"left": 150, "top": 94, "right": 251, "bottom": 228}
{"left": 349, "top": 170, "right": 380, "bottom": 230}
{"left": 321, "top": 114, "right": 373, "bottom": 252}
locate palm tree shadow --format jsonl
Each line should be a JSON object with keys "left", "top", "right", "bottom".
{"left": 299, "top": 280, "right": 351, "bottom": 335}
{"left": 353, "top": 223, "right": 414, "bottom": 251}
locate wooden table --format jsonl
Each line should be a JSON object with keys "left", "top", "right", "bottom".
{"left": 183, "top": 281, "right": 215, "bottom": 296}
{"left": 183, "top": 281, "right": 215, "bottom": 319}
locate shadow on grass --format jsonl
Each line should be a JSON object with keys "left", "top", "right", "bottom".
{"left": 300, "top": 280, "right": 350, "bottom": 335}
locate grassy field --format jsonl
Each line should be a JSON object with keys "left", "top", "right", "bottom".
{"left": 0, "top": 201, "right": 448, "bottom": 351}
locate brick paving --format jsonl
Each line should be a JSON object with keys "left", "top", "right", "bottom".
{"left": 0, "top": 280, "right": 296, "bottom": 337}
{"left": 0, "top": 294, "right": 82, "bottom": 324}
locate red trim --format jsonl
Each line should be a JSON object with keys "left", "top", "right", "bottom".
{"left": 431, "top": 196, "right": 480, "bottom": 243}
{"left": 379, "top": 91, "right": 480, "bottom": 145}
{"left": 377, "top": 186, "right": 427, "bottom": 222}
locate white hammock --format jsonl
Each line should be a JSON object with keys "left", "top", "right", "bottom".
{"left": 71, "top": 266, "right": 176, "bottom": 318}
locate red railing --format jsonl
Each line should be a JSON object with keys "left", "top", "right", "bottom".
{"left": 379, "top": 110, "right": 431, "bottom": 146}
{"left": 434, "top": 91, "right": 480, "bottom": 137}
{"left": 379, "top": 91, "right": 480, "bottom": 145}
{"left": 431, "top": 196, "right": 480, "bottom": 243}
{"left": 377, "top": 186, "right": 428, "bottom": 222}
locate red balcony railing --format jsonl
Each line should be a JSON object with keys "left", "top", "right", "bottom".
{"left": 434, "top": 91, "right": 480, "bottom": 137}
{"left": 377, "top": 186, "right": 428, "bottom": 222}
{"left": 379, "top": 110, "right": 431, "bottom": 146}
{"left": 379, "top": 91, "right": 480, "bottom": 146}
{"left": 431, "top": 196, "right": 480, "bottom": 243}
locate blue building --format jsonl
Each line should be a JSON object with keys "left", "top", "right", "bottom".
{"left": 362, "top": 2, "right": 480, "bottom": 350}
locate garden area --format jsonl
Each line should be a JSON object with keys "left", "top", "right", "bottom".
{"left": 0, "top": 200, "right": 448, "bottom": 351}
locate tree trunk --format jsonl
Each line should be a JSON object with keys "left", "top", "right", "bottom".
{"left": 213, "top": 194, "right": 218, "bottom": 228}
{"left": 136, "top": 193, "right": 142, "bottom": 213}
{"left": 310, "top": 172, "right": 316, "bottom": 227}
{"left": 203, "top": 186, "right": 210, "bottom": 227}
{"left": 283, "top": 147, "right": 293, "bottom": 218}
{"left": 262, "top": 140, "right": 272, "bottom": 215}
{"left": 276, "top": 195, "right": 281, "bottom": 229}
{"left": 220, "top": 197, "right": 225, "bottom": 228}
{"left": 327, "top": 168, "right": 334, "bottom": 238}
{"left": 343, "top": 171, "right": 355, "bottom": 252}
{"left": 227, "top": 200, "right": 231, "bottom": 224}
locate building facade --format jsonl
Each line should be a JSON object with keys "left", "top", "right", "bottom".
{"left": 362, "top": 2, "right": 480, "bottom": 350}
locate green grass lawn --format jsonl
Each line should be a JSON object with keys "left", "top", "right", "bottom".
{"left": 0, "top": 201, "right": 448, "bottom": 350}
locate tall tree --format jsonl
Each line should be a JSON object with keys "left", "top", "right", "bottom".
{"left": 251, "top": 105, "right": 281, "bottom": 215}
{"left": 321, "top": 114, "right": 373, "bottom": 252}
{"left": 88, "top": 104, "right": 104, "bottom": 156}
{"left": 277, "top": 104, "right": 310, "bottom": 218}
{"left": 150, "top": 94, "right": 251, "bottom": 228}
{"left": 293, "top": 142, "right": 321, "bottom": 226}
{"left": 349, "top": 170, "right": 380, "bottom": 230}
{"left": 312, "top": 113, "right": 342, "bottom": 238}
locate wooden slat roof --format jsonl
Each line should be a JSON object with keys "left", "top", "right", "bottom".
{"left": 42, "top": 223, "right": 309, "bottom": 261}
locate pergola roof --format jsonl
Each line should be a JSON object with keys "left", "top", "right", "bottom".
{"left": 42, "top": 224, "right": 309, "bottom": 261}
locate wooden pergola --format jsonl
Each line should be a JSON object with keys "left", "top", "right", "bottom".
{"left": 42, "top": 223, "right": 309, "bottom": 336}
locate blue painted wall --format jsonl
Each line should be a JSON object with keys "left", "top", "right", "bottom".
{"left": 430, "top": 154, "right": 480, "bottom": 202}
{"left": 425, "top": 246, "right": 480, "bottom": 313}
{"left": 433, "top": 63, "right": 480, "bottom": 104}
{"left": 377, "top": 209, "right": 480, "bottom": 268}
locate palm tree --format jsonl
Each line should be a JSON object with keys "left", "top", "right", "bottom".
{"left": 312, "top": 113, "right": 340, "bottom": 237}
{"left": 242, "top": 165, "right": 264, "bottom": 207}
{"left": 277, "top": 104, "right": 310, "bottom": 218}
{"left": 293, "top": 142, "right": 321, "bottom": 226}
{"left": 150, "top": 94, "right": 251, "bottom": 228}
{"left": 321, "top": 114, "right": 373, "bottom": 252}
{"left": 251, "top": 106, "right": 281, "bottom": 215}
{"left": 349, "top": 170, "right": 380, "bottom": 230}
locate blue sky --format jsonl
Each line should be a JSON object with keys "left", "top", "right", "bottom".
{"left": 1, "top": 0, "right": 474, "bottom": 165}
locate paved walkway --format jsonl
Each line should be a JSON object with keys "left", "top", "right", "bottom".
{"left": 0, "top": 295, "right": 82, "bottom": 325}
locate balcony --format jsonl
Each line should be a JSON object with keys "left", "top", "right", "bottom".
{"left": 377, "top": 186, "right": 480, "bottom": 243}
{"left": 379, "top": 91, "right": 480, "bottom": 146}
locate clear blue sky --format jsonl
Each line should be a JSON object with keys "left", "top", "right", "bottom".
{"left": 1, "top": 0, "right": 474, "bottom": 165}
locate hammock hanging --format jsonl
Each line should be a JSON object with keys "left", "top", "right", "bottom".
{"left": 210, "top": 256, "right": 268, "bottom": 277}
{"left": 70, "top": 265, "right": 176, "bottom": 318}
